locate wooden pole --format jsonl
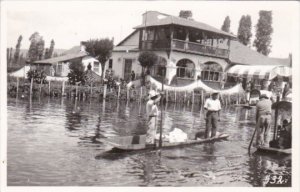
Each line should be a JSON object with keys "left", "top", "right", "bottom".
{"left": 30, "top": 78, "right": 33, "bottom": 97}
{"left": 39, "top": 80, "right": 42, "bottom": 96}
{"left": 175, "top": 90, "right": 177, "bottom": 103}
{"left": 139, "top": 86, "right": 143, "bottom": 101}
{"left": 192, "top": 90, "right": 195, "bottom": 104}
{"left": 48, "top": 80, "right": 51, "bottom": 96}
{"left": 273, "top": 96, "right": 280, "bottom": 140}
{"left": 103, "top": 84, "right": 107, "bottom": 100}
{"left": 126, "top": 88, "right": 129, "bottom": 101}
{"left": 90, "top": 82, "right": 93, "bottom": 96}
{"left": 62, "top": 81, "right": 65, "bottom": 96}
{"left": 159, "top": 77, "right": 164, "bottom": 148}
{"left": 16, "top": 77, "right": 19, "bottom": 98}
{"left": 118, "top": 85, "right": 121, "bottom": 100}
{"left": 184, "top": 91, "right": 187, "bottom": 104}
{"left": 201, "top": 90, "right": 204, "bottom": 107}
{"left": 75, "top": 85, "right": 78, "bottom": 99}
{"left": 166, "top": 90, "right": 168, "bottom": 103}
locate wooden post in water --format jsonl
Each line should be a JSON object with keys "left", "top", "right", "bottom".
{"left": 48, "top": 80, "right": 51, "bottom": 96}
{"left": 103, "top": 84, "right": 107, "bottom": 100}
{"left": 273, "top": 96, "right": 280, "bottom": 140}
{"left": 62, "top": 81, "right": 65, "bottom": 96}
{"left": 126, "top": 88, "right": 129, "bottom": 101}
{"left": 30, "top": 78, "right": 33, "bottom": 97}
{"left": 39, "top": 80, "right": 43, "bottom": 96}
{"left": 16, "top": 77, "right": 19, "bottom": 98}
{"left": 118, "top": 85, "right": 121, "bottom": 100}
{"left": 174, "top": 90, "right": 177, "bottom": 103}
{"left": 184, "top": 91, "right": 187, "bottom": 104}
{"left": 201, "top": 90, "right": 204, "bottom": 107}
{"left": 166, "top": 90, "right": 168, "bottom": 103}
{"left": 90, "top": 82, "right": 93, "bottom": 96}
{"left": 75, "top": 85, "right": 78, "bottom": 99}
{"left": 192, "top": 90, "right": 195, "bottom": 104}
{"left": 139, "top": 86, "right": 143, "bottom": 101}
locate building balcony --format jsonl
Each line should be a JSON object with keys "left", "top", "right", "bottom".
{"left": 140, "top": 39, "right": 229, "bottom": 59}
{"left": 172, "top": 39, "right": 230, "bottom": 59}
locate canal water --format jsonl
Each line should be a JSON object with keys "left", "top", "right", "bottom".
{"left": 7, "top": 97, "right": 291, "bottom": 186}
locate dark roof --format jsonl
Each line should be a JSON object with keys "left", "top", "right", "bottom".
{"left": 33, "top": 51, "right": 88, "bottom": 64}
{"left": 134, "top": 11, "right": 235, "bottom": 38}
{"left": 84, "top": 70, "right": 101, "bottom": 83}
{"left": 229, "top": 41, "right": 283, "bottom": 66}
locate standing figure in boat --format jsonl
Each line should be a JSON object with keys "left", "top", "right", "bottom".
{"left": 146, "top": 90, "right": 161, "bottom": 144}
{"left": 204, "top": 91, "right": 221, "bottom": 138}
{"left": 255, "top": 94, "right": 272, "bottom": 147}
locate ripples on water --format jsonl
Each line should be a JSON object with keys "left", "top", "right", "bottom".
{"left": 7, "top": 98, "right": 291, "bottom": 186}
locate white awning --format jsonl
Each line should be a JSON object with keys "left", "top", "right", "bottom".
{"left": 227, "top": 65, "right": 291, "bottom": 80}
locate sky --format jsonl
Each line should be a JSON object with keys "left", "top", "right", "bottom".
{"left": 3, "top": 1, "right": 299, "bottom": 58}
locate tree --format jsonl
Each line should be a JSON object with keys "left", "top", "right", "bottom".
{"left": 48, "top": 39, "right": 55, "bottom": 58}
{"left": 237, "top": 15, "right": 252, "bottom": 46}
{"left": 253, "top": 10, "right": 273, "bottom": 56}
{"left": 84, "top": 38, "right": 114, "bottom": 78}
{"left": 28, "top": 32, "right": 44, "bottom": 62}
{"left": 13, "top": 35, "right": 23, "bottom": 64}
{"left": 179, "top": 10, "right": 193, "bottom": 19}
{"left": 67, "top": 58, "right": 86, "bottom": 85}
{"left": 44, "top": 48, "right": 50, "bottom": 59}
{"left": 221, "top": 16, "right": 231, "bottom": 33}
{"left": 138, "top": 51, "right": 158, "bottom": 85}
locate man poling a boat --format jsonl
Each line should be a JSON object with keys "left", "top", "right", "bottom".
{"left": 255, "top": 94, "right": 273, "bottom": 147}
{"left": 146, "top": 90, "right": 161, "bottom": 144}
{"left": 204, "top": 91, "right": 221, "bottom": 139}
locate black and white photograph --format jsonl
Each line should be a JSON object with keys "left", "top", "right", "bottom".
{"left": 0, "top": 1, "right": 299, "bottom": 191}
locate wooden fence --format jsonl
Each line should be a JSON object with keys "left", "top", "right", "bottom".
{"left": 7, "top": 76, "right": 246, "bottom": 106}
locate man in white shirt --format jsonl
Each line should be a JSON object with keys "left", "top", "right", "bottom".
{"left": 204, "top": 91, "right": 221, "bottom": 138}
{"left": 146, "top": 90, "right": 161, "bottom": 144}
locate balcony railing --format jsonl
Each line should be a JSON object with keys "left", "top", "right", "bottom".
{"left": 140, "top": 39, "right": 230, "bottom": 59}
{"left": 172, "top": 39, "right": 230, "bottom": 59}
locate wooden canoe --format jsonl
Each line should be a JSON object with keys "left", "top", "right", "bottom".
{"left": 100, "top": 133, "right": 229, "bottom": 152}
{"left": 256, "top": 146, "right": 291, "bottom": 155}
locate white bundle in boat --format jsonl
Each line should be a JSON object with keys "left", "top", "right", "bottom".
{"left": 166, "top": 128, "right": 188, "bottom": 143}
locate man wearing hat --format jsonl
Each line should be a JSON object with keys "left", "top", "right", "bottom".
{"left": 146, "top": 90, "right": 161, "bottom": 144}
{"left": 255, "top": 94, "right": 272, "bottom": 147}
{"left": 204, "top": 91, "right": 221, "bottom": 138}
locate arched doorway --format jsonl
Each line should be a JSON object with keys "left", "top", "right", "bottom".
{"left": 176, "top": 59, "right": 195, "bottom": 79}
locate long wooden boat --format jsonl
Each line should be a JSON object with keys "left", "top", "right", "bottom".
{"left": 99, "top": 133, "right": 229, "bottom": 152}
{"left": 256, "top": 146, "right": 291, "bottom": 155}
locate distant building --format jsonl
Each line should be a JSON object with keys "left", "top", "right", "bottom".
{"left": 31, "top": 43, "right": 101, "bottom": 81}
{"left": 109, "top": 11, "right": 291, "bottom": 89}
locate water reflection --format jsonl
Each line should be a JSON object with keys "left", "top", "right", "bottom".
{"left": 7, "top": 98, "right": 291, "bottom": 186}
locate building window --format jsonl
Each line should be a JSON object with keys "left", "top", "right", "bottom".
{"left": 176, "top": 59, "right": 195, "bottom": 79}
{"left": 94, "top": 61, "right": 100, "bottom": 73}
{"left": 109, "top": 59, "right": 113, "bottom": 69}
{"left": 56, "top": 63, "right": 62, "bottom": 76}
{"left": 201, "top": 62, "right": 223, "bottom": 82}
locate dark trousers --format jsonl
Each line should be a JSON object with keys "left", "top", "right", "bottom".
{"left": 205, "top": 111, "right": 218, "bottom": 138}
